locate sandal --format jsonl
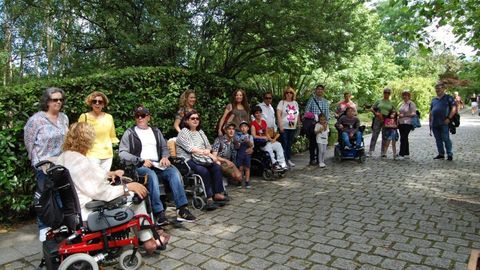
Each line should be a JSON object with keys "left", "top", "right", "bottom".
{"left": 155, "top": 229, "right": 171, "bottom": 250}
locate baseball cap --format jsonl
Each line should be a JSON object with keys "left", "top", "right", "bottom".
{"left": 134, "top": 105, "right": 150, "bottom": 115}
{"left": 239, "top": 121, "right": 250, "bottom": 127}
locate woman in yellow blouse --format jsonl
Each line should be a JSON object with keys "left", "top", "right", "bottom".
{"left": 78, "top": 91, "right": 119, "bottom": 171}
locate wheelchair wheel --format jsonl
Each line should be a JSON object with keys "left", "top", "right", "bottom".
{"left": 192, "top": 196, "right": 205, "bottom": 210}
{"left": 59, "top": 253, "right": 99, "bottom": 270}
{"left": 263, "top": 170, "right": 273, "bottom": 180}
{"left": 359, "top": 155, "right": 366, "bottom": 163}
{"left": 119, "top": 249, "right": 142, "bottom": 270}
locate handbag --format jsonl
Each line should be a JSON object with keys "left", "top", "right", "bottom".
{"left": 191, "top": 154, "right": 214, "bottom": 166}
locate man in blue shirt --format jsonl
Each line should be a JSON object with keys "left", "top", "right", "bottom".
{"left": 305, "top": 85, "right": 330, "bottom": 165}
{"left": 429, "top": 82, "right": 457, "bottom": 161}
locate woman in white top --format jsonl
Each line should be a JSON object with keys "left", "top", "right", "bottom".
{"left": 276, "top": 86, "right": 300, "bottom": 167}
{"left": 397, "top": 90, "right": 417, "bottom": 159}
{"left": 55, "top": 122, "right": 168, "bottom": 254}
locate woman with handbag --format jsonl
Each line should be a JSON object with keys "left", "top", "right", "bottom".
{"left": 397, "top": 90, "right": 417, "bottom": 159}
{"left": 176, "top": 110, "right": 227, "bottom": 210}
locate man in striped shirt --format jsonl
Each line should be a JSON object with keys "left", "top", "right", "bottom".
{"left": 305, "top": 85, "right": 330, "bottom": 165}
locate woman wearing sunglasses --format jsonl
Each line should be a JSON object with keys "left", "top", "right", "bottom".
{"left": 24, "top": 87, "right": 69, "bottom": 242}
{"left": 177, "top": 110, "right": 228, "bottom": 211}
{"left": 78, "top": 91, "right": 119, "bottom": 172}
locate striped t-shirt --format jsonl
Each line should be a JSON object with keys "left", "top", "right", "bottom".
{"left": 176, "top": 128, "right": 211, "bottom": 161}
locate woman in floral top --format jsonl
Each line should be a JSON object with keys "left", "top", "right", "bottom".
{"left": 24, "top": 87, "right": 69, "bottom": 241}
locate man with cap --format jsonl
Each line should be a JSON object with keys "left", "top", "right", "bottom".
{"left": 212, "top": 122, "right": 242, "bottom": 184}
{"left": 368, "top": 88, "right": 395, "bottom": 157}
{"left": 119, "top": 105, "right": 196, "bottom": 225}
{"left": 429, "top": 82, "right": 457, "bottom": 160}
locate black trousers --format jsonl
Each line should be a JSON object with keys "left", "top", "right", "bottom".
{"left": 308, "top": 133, "right": 318, "bottom": 163}
{"left": 398, "top": 124, "right": 412, "bottom": 156}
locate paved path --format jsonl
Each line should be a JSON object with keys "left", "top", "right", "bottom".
{"left": 1, "top": 110, "right": 480, "bottom": 270}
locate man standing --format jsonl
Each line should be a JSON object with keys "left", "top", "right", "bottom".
{"left": 429, "top": 82, "right": 457, "bottom": 161}
{"left": 368, "top": 88, "right": 394, "bottom": 158}
{"left": 119, "top": 105, "right": 196, "bottom": 225}
{"left": 305, "top": 85, "right": 330, "bottom": 165}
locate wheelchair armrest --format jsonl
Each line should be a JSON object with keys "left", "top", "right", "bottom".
{"left": 85, "top": 196, "right": 127, "bottom": 211}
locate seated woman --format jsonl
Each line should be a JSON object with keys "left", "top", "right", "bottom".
{"left": 212, "top": 122, "right": 242, "bottom": 184}
{"left": 54, "top": 122, "right": 169, "bottom": 254}
{"left": 251, "top": 106, "right": 287, "bottom": 170}
{"left": 176, "top": 110, "right": 228, "bottom": 211}
{"left": 335, "top": 107, "right": 363, "bottom": 149}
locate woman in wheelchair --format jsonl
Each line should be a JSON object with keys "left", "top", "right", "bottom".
{"left": 55, "top": 122, "right": 169, "bottom": 254}
{"left": 335, "top": 107, "right": 363, "bottom": 150}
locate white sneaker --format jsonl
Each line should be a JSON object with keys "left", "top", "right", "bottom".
{"left": 287, "top": 160, "right": 296, "bottom": 167}
{"left": 319, "top": 162, "right": 326, "bottom": 168}
{"left": 397, "top": 156, "right": 404, "bottom": 160}
{"left": 366, "top": 151, "right": 372, "bottom": 157}
{"left": 404, "top": 155, "right": 410, "bottom": 159}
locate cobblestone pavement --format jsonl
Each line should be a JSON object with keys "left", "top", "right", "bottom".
{"left": 1, "top": 110, "right": 480, "bottom": 270}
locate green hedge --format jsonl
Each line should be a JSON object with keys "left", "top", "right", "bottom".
{"left": 0, "top": 67, "right": 236, "bottom": 222}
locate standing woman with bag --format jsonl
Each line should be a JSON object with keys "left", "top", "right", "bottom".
{"left": 217, "top": 89, "right": 250, "bottom": 136}
{"left": 78, "top": 91, "right": 119, "bottom": 172}
{"left": 176, "top": 110, "right": 227, "bottom": 211}
{"left": 277, "top": 86, "right": 300, "bottom": 167}
{"left": 397, "top": 90, "right": 417, "bottom": 160}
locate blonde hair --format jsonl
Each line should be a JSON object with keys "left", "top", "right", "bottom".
{"left": 62, "top": 122, "right": 95, "bottom": 154}
{"left": 283, "top": 86, "right": 297, "bottom": 100}
{"left": 178, "top": 89, "right": 196, "bottom": 109}
{"left": 85, "top": 91, "right": 109, "bottom": 106}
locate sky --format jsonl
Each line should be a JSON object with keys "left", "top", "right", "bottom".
{"left": 425, "top": 22, "right": 478, "bottom": 58}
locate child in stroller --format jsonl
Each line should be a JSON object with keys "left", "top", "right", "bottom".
{"left": 334, "top": 107, "right": 366, "bottom": 163}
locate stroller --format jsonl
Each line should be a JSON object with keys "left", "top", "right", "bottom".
{"left": 35, "top": 161, "right": 161, "bottom": 270}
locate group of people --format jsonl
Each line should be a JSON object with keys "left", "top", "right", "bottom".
{"left": 23, "top": 81, "right": 459, "bottom": 252}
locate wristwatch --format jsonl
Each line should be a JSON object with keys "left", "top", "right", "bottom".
{"left": 123, "top": 184, "right": 129, "bottom": 195}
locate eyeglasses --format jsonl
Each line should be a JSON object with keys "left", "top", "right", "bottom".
{"left": 92, "top": 99, "right": 104, "bottom": 105}
{"left": 264, "top": 97, "right": 273, "bottom": 100}
{"left": 189, "top": 117, "right": 200, "bottom": 121}
{"left": 135, "top": 114, "right": 148, "bottom": 119}
{"left": 49, "top": 98, "right": 64, "bottom": 103}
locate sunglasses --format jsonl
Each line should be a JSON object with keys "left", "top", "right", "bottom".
{"left": 189, "top": 117, "right": 200, "bottom": 121}
{"left": 135, "top": 114, "right": 149, "bottom": 119}
{"left": 286, "top": 92, "right": 294, "bottom": 94}
{"left": 92, "top": 99, "right": 104, "bottom": 105}
{"left": 264, "top": 97, "right": 273, "bottom": 100}
{"left": 49, "top": 98, "right": 64, "bottom": 103}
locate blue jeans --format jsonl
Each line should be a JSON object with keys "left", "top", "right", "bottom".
{"left": 341, "top": 131, "right": 362, "bottom": 148}
{"left": 136, "top": 166, "right": 188, "bottom": 214}
{"left": 432, "top": 125, "right": 453, "bottom": 157}
{"left": 280, "top": 129, "right": 296, "bottom": 161}
{"left": 35, "top": 169, "right": 49, "bottom": 230}
{"left": 187, "top": 160, "right": 224, "bottom": 198}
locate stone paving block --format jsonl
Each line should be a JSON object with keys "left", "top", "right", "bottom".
{"left": 405, "top": 264, "right": 433, "bottom": 270}
{"left": 182, "top": 252, "right": 209, "bottom": 266}
{"left": 441, "top": 250, "right": 469, "bottom": 262}
{"left": 265, "top": 253, "right": 290, "bottom": 264}
{"left": 154, "top": 257, "right": 183, "bottom": 269}
{"left": 358, "top": 265, "right": 385, "bottom": 270}
{"left": 327, "top": 239, "right": 350, "bottom": 249}
{"left": 408, "top": 238, "right": 432, "bottom": 248}
{"left": 203, "top": 247, "right": 230, "bottom": 258}
{"left": 242, "top": 257, "right": 273, "bottom": 269}
{"left": 424, "top": 256, "right": 452, "bottom": 269}
{"left": 446, "top": 237, "right": 471, "bottom": 247}
{"left": 454, "top": 262, "right": 469, "bottom": 270}
{"left": 380, "top": 258, "right": 407, "bottom": 270}
{"left": 163, "top": 247, "right": 192, "bottom": 260}
{"left": 200, "top": 259, "right": 231, "bottom": 270}
{"left": 386, "top": 234, "right": 409, "bottom": 243}
{"left": 350, "top": 243, "right": 374, "bottom": 253}
{"left": 397, "top": 252, "right": 423, "bottom": 264}
{"left": 332, "top": 248, "right": 357, "bottom": 259}
{"left": 221, "top": 252, "right": 249, "bottom": 264}
{"left": 392, "top": 242, "right": 416, "bottom": 252}
{"left": 373, "top": 247, "right": 398, "bottom": 258}
{"left": 267, "top": 243, "right": 292, "bottom": 254}
{"left": 326, "top": 231, "right": 346, "bottom": 239}
{"left": 0, "top": 247, "right": 25, "bottom": 266}
{"left": 356, "top": 253, "right": 383, "bottom": 265}
{"left": 331, "top": 257, "right": 359, "bottom": 270}
{"left": 307, "top": 252, "right": 332, "bottom": 265}
{"left": 284, "top": 258, "right": 313, "bottom": 270}
{"left": 433, "top": 241, "right": 457, "bottom": 252}
{"left": 291, "top": 239, "right": 314, "bottom": 249}
{"left": 175, "top": 265, "right": 202, "bottom": 270}
{"left": 425, "top": 234, "right": 444, "bottom": 242}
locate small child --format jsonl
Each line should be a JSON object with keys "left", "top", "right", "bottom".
{"left": 314, "top": 113, "right": 329, "bottom": 168}
{"left": 234, "top": 121, "right": 254, "bottom": 188}
{"left": 383, "top": 110, "right": 399, "bottom": 159}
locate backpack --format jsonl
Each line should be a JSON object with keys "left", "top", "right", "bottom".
{"left": 300, "top": 117, "right": 316, "bottom": 137}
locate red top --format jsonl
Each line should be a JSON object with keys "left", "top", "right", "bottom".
{"left": 251, "top": 119, "right": 267, "bottom": 137}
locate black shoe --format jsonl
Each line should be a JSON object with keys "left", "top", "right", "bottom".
{"left": 433, "top": 155, "right": 445, "bottom": 160}
{"left": 447, "top": 155, "right": 453, "bottom": 161}
{"left": 155, "top": 211, "right": 170, "bottom": 226}
{"left": 309, "top": 160, "right": 317, "bottom": 166}
{"left": 205, "top": 200, "right": 218, "bottom": 211}
{"left": 176, "top": 207, "right": 196, "bottom": 222}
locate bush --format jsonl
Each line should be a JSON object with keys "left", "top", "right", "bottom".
{"left": 0, "top": 67, "right": 235, "bottom": 223}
